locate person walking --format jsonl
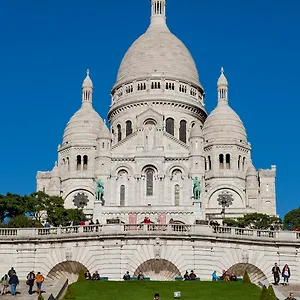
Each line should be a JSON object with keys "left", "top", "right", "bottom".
{"left": 26, "top": 270, "right": 35, "bottom": 295}
{"left": 7, "top": 268, "right": 15, "bottom": 278}
{"left": 282, "top": 264, "right": 291, "bottom": 285}
{"left": 35, "top": 272, "right": 45, "bottom": 295}
{"left": 272, "top": 263, "right": 281, "bottom": 285}
{"left": 8, "top": 273, "right": 19, "bottom": 295}
{"left": 1, "top": 274, "right": 9, "bottom": 295}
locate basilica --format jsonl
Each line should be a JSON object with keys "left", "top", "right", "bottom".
{"left": 37, "top": 0, "right": 276, "bottom": 224}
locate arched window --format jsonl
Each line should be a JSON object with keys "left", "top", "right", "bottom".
{"left": 219, "top": 154, "right": 224, "bottom": 169}
{"left": 208, "top": 156, "right": 212, "bottom": 170}
{"left": 238, "top": 155, "right": 241, "bottom": 170}
{"left": 179, "top": 120, "right": 187, "bottom": 143}
{"left": 166, "top": 118, "right": 174, "bottom": 136}
{"left": 226, "top": 154, "right": 230, "bottom": 169}
{"left": 126, "top": 120, "right": 132, "bottom": 137}
{"left": 146, "top": 169, "right": 154, "bottom": 196}
{"left": 175, "top": 184, "right": 180, "bottom": 206}
{"left": 117, "top": 124, "right": 122, "bottom": 142}
{"left": 120, "top": 185, "right": 125, "bottom": 206}
{"left": 205, "top": 157, "right": 207, "bottom": 171}
{"left": 62, "top": 158, "right": 65, "bottom": 169}
{"left": 83, "top": 155, "right": 88, "bottom": 170}
{"left": 76, "top": 155, "right": 81, "bottom": 170}
{"left": 67, "top": 157, "right": 70, "bottom": 171}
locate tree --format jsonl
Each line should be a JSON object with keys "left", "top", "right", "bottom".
{"left": 242, "top": 271, "right": 251, "bottom": 283}
{"left": 283, "top": 207, "right": 300, "bottom": 230}
{"left": 267, "top": 285, "right": 277, "bottom": 300}
{"left": 77, "top": 269, "right": 86, "bottom": 282}
{"left": 260, "top": 285, "right": 268, "bottom": 300}
{"left": 7, "top": 215, "right": 42, "bottom": 228}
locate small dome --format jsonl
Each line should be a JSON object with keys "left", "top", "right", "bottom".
{"left": 82, "top": 69, "right": 93, "bottom": 89}
{"left": 246, "top": 162, "right": 257, "bottom": 176}
{"left": 115, "top": 22, "right": 201, "bottom": 88}
{"left": 203, "top": 102, "right": 247, "bottom": 142}
{"left": 190, "top": 122, "right": 203, "bottom": 138}
{"left": 217, "top": 67, "right": 228, "bottom": 86}
{"left": 63, "top": 106, "right": 104, "bottom": 145}
{"left": 97, "top": 122, "right": 111, "bottom": 140}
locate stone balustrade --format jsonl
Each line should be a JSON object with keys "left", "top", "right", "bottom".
{"left": 0, "top": 225, "right": 299, "bottom": 242}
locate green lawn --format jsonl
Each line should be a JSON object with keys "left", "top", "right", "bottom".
{"left": 65, "top": 281, "right": 261, "bottom": 300}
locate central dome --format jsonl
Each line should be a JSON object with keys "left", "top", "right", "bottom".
{"left": 115, "top": 2, "right": 201, "bottom": 88}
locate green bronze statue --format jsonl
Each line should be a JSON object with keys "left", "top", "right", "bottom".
{"left": 192, "top": 176, "right": 201, "bottom": 200}
{"left": 93, "top": 178, "right": 104, "bottom": 204}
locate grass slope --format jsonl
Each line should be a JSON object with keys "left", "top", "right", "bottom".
{"left": 67, "top": 281, "right": 260, "bottom": 300}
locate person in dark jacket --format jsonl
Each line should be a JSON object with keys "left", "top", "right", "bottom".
{"left": 8, "top": 273, "right": 19, "bottom": 295}
{"left": 285, "top": 292, "right": 296, "bottom": 300}
{"left": 7, "top": 268, "right": 15, "bottom": 278}
{"left": 272, "top": 263, "right": 281, "bottom": 285}
{"left": 282, "top": 264, "right": 291, "bottom": 285}
{"left": 27, "top": 271, "right": 35, "bottom": 295}
{"left": 123, "top": 271, "right": 130, "bottom": 281}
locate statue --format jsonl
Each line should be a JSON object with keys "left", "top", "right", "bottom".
{"left": 192, "top": 176, "right": 201, "bottom": 200}
{"left": 93, "top": 178, "right": 104, "bottom": 205}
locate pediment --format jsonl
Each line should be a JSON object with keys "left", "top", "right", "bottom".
{"left": 136, "top": 107, "right": 164, "bottom": 127}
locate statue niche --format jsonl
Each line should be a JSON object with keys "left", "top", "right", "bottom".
{"left": 144, "top": 119, "right": 156, "bottom": 150}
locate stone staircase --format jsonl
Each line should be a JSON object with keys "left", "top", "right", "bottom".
{"left": 276, "top": 284, "right": 300, "bottom": 299}
{"left": 1, "top": 279, "right": 66, "bottom": 300}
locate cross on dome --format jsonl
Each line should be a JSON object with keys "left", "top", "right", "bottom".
{"left": 86, "top": 69, "right": 90, "bottom": 76}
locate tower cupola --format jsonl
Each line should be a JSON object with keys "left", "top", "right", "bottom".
{"left": 82, "top": 69, "right": 93, "bottom": 106}
{"left": 151, "top": 0, "right": 166, "bottom": 27}
{"left": 217, "top": 67, "right": 228, "bottom": 102}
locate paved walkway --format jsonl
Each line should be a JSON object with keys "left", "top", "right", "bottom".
{"left": 1, "top": 279, "right": 64, "bottom": 300}
{"left": 276, "top": 284, "right": 300, "bottom": 299}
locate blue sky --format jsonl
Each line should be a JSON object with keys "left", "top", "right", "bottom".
{"left": 0, "top": 0, "right": 299, "bottom": 218}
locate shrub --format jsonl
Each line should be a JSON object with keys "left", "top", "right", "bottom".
{"left": 260, "top": 285, "right": 268, "bottom": 300}
{"left": 77, "top": 269, "right": 86, "bottom": 282}
{"left": 267, "top": 285, "right": 277, "bottom": 300}
{"left": 64, "top": 286, "right": 76, "bottom": 299}
{"left": 242, "top": 271, "right": 251, "bottom": 283}
{"left": 37, "top": 295, "right": 45, "bottom": 300}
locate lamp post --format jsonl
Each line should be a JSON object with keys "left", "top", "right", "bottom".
{"left": 217, "top": 191, "right": 234, "bottom": 222}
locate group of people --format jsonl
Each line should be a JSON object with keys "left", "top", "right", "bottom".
{"left": 272, "top": 263, "right": 291, "bottom": 285}
{"left": 84, "top": 270, "right": 101, "bottom": 280}
{"left": 1, "top": 267, "right": 44, "bottom": 296}
{"left": 122, "top": 271, "right": 145, "bottom": 281}
{"left": 183, "top": 270, "right": 197, "bottom": 280}
{"left": 211, "top": 270, "right": 237, "bottom": 282}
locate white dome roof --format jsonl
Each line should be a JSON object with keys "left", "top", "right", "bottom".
{"left": 203, "top": 101, "right": 247, "bottom": 142}
{"left": 97, "top": 122, "right": 111, "bottom": 140}
{"left": 63, "top": 106, "right": 104, "bottom": 145}
{"left": 115, "top": 19, "right": 201, "bottom": 88}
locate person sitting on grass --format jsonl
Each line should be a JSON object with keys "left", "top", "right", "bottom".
{"left": 92, "top": 271, "right": 100, "bottom": 280}
{"left": 84, "top": 270, "right": 91, "bottom": 280}
{"left": 183, "top": 271, "right": 190, "bottom": 281}
{"left": 189, "top": 270, "right": 197, "bottom": 280}
{"left": 230, "top": 272, "right": 237, "bottom": 281}
{"left": 137, "top": 271, "right": 145, "bottom": 280}
{"left": 123, "top": 271, "right": 130, "bottom": 281}
{"left": 212, "top": 271, "right": 219, "bottom": 281}
{"left": 154, "top": 293, "right": 161, "bottom": 300}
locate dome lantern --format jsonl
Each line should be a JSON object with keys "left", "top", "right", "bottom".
{"left": 150, "top": 0, "right": 167, "bottom": 27}
{"left": 82, "top": 69, "right": 93, "bottom": 106}
{"left": 217, "top": 67, "right": 228, "bottom": 103}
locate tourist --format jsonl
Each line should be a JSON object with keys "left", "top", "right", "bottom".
{"left": 154, "top": 293, "right": 161, "bottom": 300}
{"left": 212, "top": 271, "right": 219, "bottom": 281}
{"left": 282, "top": 264, "right": 291, "bottom": 285}
{"left": 272, "top": 263, "right": 281, "bottom": 285}
{"left": 183, "top": 271, "right": 190, "bottom": 281}
{"left": 222, "top": 271, "right": 230, "bottom": 281}
{"left": 137, "top": 271, "right": 145, "bottom": 280}
{"left": 26, "top": 270, "right": 35, "bottom": 295}
{"left": 84, "top": 271, "right": 91, "bottom": 280}
{"left": 92, "top": 271, "right": 100, "bottom": 280}
{"left": 8, "top": 272, "right": 19, "bottom": 296}
{"left": 1, "top": 274, "right": 9, "bottom": 295}
{"left": 144, "top": 217, "right": 151, "bottom": 224}
{"left": 189, "top": 270, "right": 197, "bottom": 280}
{"left": 123, "top": 271, "right": 131, "bottom": 281}
{"left": 96, "top": 219, "right": 100, "bottom": 225}
{"left": 230, "top": 272, "right": 237, "bottom": 282}
{"left": 35, "top": 272, "right": 45, "bottom": 295}
{"left": 7, "top": 267, "right": 15, "bottom": 278}
{"left": 285, "top": 292, "right": 296, "bottom": 300}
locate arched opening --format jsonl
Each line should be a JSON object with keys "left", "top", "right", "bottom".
{"left": 227, "top": 263, "right": 267, "bottom": 283}
{"left": 76, "top": 155, "right": 81, "bottom": 170}
{"left": 67, "top": 157, "right": 70, "bottom": 171}
{"left": 179, "top": 120, "right": 187, "bottom": 143}
{"left": 174, "top": 184, "right": 180, "bottom": 206}
{"left": 133, "top": 259, "right": 181, "bottom": 281}
{"left": 117, "top": 124, "right": 122, "bottom": 142}
{"left": 166, "top": 118, "right": 174, "bottom": 136}
{"left": 47, "top": 261, "right": 88, "bottom": 283}
{"left": 226, "top": 154, "right": 230, "bottom": 169}
{"left": 120, "top": 185, "right": 125, "bottom": 206}
{"left": 219, "top": 154, "right": 224, "bottom": 169}
{"left": 238, "top": 155, "right": 241, "bottom": 170}
{"left": 146, "top": 169, "right": 154, "bottom": 196}
{"left": 208, "top": 156, "right": 212, "bottom": 170}
{"left": 83, "top": 155, "right": 88, "bottom": 170}
{"left": 125, "top": 120, "right": 132, "bottom": 137}
{"left": 242, "top": 157, "right": 246, "bottom": 171}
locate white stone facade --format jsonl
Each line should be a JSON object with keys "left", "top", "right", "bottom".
{"left": 36, "top": 0, "right": 276, "bottom": 223}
